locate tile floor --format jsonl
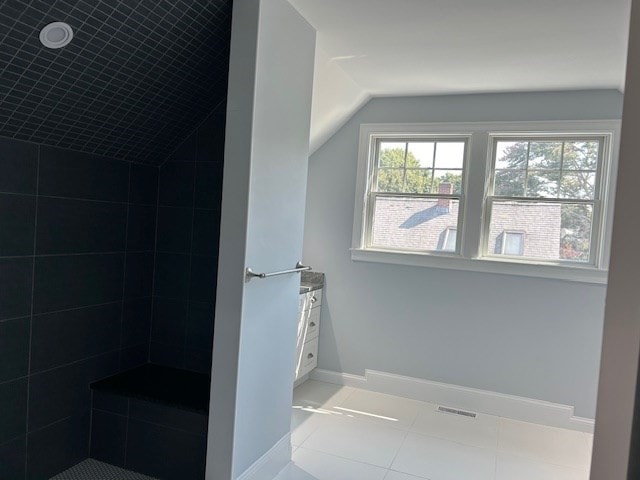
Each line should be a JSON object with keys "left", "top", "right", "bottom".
{"left": 277, "top": 381, "right": 593, "bottom": 480}
{"left": 51, "top": 459, "right": 157, "bottom": 479}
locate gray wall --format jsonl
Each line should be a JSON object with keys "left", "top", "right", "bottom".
{"left": 207, "top": 0, "right": 316, "bottom": 478}
{"left": 302, "top": 90, "right": 623, "bottom": 419}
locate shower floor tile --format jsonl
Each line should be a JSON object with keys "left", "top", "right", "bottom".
{"left": 50, "top": 459, "right": 158, "bottom": 480}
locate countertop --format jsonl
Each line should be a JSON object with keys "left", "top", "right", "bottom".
{"left": 300, "top": 270, "right": 324, "bottom": 294}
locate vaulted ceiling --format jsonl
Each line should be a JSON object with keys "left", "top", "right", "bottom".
{"left": 291, "top": 0, "right": 631, "bottom": 153}
{"left": 0, "top": 0, "right": 232, "bottom": 165}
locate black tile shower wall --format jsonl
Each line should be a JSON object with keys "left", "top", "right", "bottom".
{"left": 0, "top": 136, "right": 159, "bottom": 480}
{"left": 150, "top": 107, "right": 225, "bottom": 374}
{"left": 90, "top": 391, "right": 208, "bottom": 479}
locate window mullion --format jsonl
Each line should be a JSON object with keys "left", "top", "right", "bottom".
{"left": 460, "top": 131, "right": 489, "bottom": 259}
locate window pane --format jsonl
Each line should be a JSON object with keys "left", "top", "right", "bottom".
{"left": 563, "top": 141, "right": 599, "bottom": 170}
{"left": 441, "top": 228, "right": 457, "bottom": 252}
{"left": 528, "top": 141, "right": 562, "bottom": 169}
{"left": 560, "top": 172, "right": 596, "bottom": 200}
{"left": 407, "top": 142, "right": 435, "bottom": 168}
{"left": 488, "top": 201, "right": 593, "bottom": 262}
{"left": 371, "top": 197, "right": 460, "bottom": 251}
{"left": 433, "top": 169, "right": 463, "bottom": 194}
{"left": 376, "top": 168, "right": 405, "bottom": 192}
{"left": 560, "top": 204, "right": 594, "bottom": 262}
{"left": 378, "top": 142, "right": 406, "bottom": 167}
{"left": 434, "top": 142, "right": 465, "bottom": 169}
{"left": 526, "top": 170, "right": 560, "bottom": 198}
{"left": 503, "top": 232, "right": 524, "bottom": 255}
{"left": 403, "top": 169, "right": 433, "bottom": 194}
{"left": 496, "top": 141, "right": 528, "bottom": 169}
{"left": 495, "top": 170, "right": 526, "bottom": 196}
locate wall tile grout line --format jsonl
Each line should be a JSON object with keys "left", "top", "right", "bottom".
{"left": 27, "top": 348, "right": 122, "bottom": 378}
{"left": 0, "top": 190, "right": 157, "bottom": 207}
{"left": 117, "top": 163, "right": 132, "bottom": 371}
{"left": 157, "top": 99, "right": 226, "bottom": 167}
{"left": 0, "top": 134, "right": 155, "bottom": 167}
{"left": 31, "top": 300, "right": 131, "bottom": 321}
{"left": 0, "top": 314, "right": 31, "bottom": 324}
{"left": 181, "top": 147, "right": 199, "bottom": 369}
{"left": 23, "top": 144, "right": 40, "bottom": 478}
{"left": 0, "top": 249, "right": 156, "bottom": 261}
{"left": 123, "top": 398, "right": 131, "bottom": 468}
{"left": 155, "top": 249, "right": 217, "bottom": 256}
{"left": 26, "top": 413, "right": 80, "bottom": 437}
{"left": 87, "top": 390, "right": 94, "bottom": 461}
{"left": 147, "top": 164, "right": 162, "bottom": 363}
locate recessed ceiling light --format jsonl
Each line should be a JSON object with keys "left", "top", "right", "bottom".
{"left": 40, "top": 22, "right": 74, "bottom": 49}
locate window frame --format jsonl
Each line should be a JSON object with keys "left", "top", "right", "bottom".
{"left": 351, "top": 121, "right": 621, "bottom": 284}
{"left": 483, "top": 134, "right": 608, "bottom": 267}
{"left": 440, "top": 227, "right": 458, "bottom": 252}
{"left": 364, "top": 135, "right": 470, "bottom": 254}
{"left": 495, "top": 230, "right": 525, "bottom": 256}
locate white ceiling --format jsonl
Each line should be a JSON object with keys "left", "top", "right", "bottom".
{"left": 291, "top": 0, "right": 630, "bottom": 96}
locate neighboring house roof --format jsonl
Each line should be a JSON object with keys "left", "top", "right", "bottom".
{"left": 372, "top": 197, "right": 562, "bottom": 259}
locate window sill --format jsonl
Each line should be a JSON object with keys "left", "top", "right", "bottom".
{"left": 350, "top": 248, "right": 608, "bottom": 285}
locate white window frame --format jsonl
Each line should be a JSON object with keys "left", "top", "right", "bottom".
{"left": 496, "top": 231, "right": 525, "bottom": 256}
{"left": 440, "top": 227, "right": 458, "bottom": 252}
{"left": 351, "top": 120, "right": 621, "bottom": 284}
{"left": 363, "top": 135, "right": 470, "bottom": 254}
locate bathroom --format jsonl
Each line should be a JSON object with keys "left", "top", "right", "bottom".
{"left": 2, "top": 1, "right": 640, "bottom": 480}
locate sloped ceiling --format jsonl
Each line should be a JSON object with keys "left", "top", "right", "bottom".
{"left": 308, "top": 47, "right": 369, "bottom": 154}
{"left": 291, "top": 0, "right": 631, "bottom": 153}
{"left": 0, "top": 0, "right": 232, "bottom": 165}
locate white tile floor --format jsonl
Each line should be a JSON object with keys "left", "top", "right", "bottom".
{"left": 277, "top": 380, "right": 593, "bottom": 480}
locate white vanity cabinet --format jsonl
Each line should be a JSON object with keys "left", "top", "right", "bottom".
{"left": 294, "top": 288, "right": 322, "bottom": 383}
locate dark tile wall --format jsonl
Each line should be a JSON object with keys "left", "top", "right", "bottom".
{"left": 90, "top": 391, "right": 207, "bottom": 480}
{"left": 0, "top": 137, "right": 158, "bottom": 479}
{"left": 149, "top": 107, "right": 225, "bottom": 374}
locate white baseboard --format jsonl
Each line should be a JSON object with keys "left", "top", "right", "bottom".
{"left": 235, "top": 433, "right": 291, "bottom": 480}
{"left": 293, "top": 372, "right": 311, "bottom": 388}
{"left": 310, "top": 368, "right": 594, "bottom": 433}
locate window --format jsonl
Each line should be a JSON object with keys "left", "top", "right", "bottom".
{"left": 486, "top": 138, "right": 603, "bottom": 263}
{"left": 366, "top": 138, "right": 467, "bottom": 253}
{"left": 440, "top": 227, "right": 458, "bottom": 252}
{"left": 495, "top": 231, "right": 524, "bottom": 256}
{"left": 352, "top": 121, "right": 620, "bottom": 283}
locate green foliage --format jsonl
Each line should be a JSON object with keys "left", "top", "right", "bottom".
{"left": 377, "top": 147, "right": 462, "bottom": 194}
{"left": 496, "top": 141, "right": 597, "bottom": 198}
{"left": 433, "top": 171, "right": 462, "bottom": 194}
{"left": 497, "top": 141, "right": 599, "bottom": 261}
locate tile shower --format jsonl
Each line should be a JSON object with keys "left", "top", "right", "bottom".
{"left": 0, "top": 1, "right": 231, "bottom": 478}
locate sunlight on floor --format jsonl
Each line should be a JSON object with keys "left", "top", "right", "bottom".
{"left": 280, "top": 380, "right": 593, "bottom": 480}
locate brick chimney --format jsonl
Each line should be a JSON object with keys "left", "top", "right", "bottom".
{"left": 438, "top": 182, "right": 453, "bottom": 210}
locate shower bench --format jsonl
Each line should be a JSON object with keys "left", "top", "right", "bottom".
{"left": 89, "top": 363, "right": 211, "bottom": 480}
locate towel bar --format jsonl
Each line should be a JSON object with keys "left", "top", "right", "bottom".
{"left": 245, "top": 262, "right": 311, "bottom": 281}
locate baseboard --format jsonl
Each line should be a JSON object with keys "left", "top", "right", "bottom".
{"left": 235, "top": 433, "right": 291, "bottom": 480}
{"left": 293, "top": 372, "right": 311, "bottom": 388}
{"left": 310, "top": 368, "right": 595, "bottom": 433}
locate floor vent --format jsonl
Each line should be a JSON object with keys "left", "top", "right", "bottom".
{"left": 437, "top": 405, "right": 478, "bottom": 418}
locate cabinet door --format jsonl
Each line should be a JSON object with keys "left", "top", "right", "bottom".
{"left": 300, "top": 289, "right": 322, "bottom": 312}
{"left": 305, "top": 307, "right": 321, "bottom": 341}
{"left": 299, "top": 337, "right": 319, "bottom": 378}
